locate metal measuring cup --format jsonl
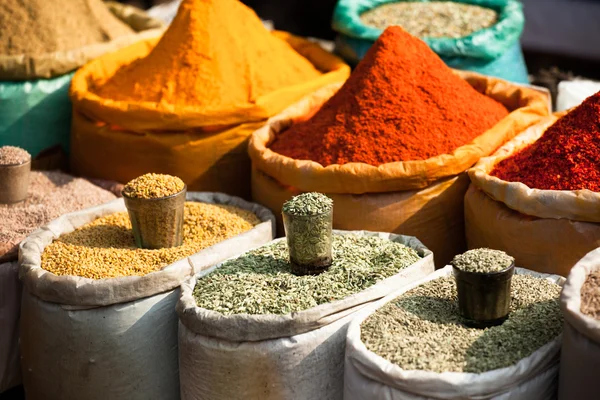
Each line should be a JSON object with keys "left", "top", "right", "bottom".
{"left": 122, "top": 185, "right": 186, "bottom": 249}
{"left": 0, "top": 158, "right": 31, "bottom": 204}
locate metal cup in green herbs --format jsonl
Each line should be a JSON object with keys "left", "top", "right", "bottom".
{"left": 451, "top": 248, "right": 515, "bottom": 327}
{"left": 282, "top": 192, "right": 333, "bottom": 275}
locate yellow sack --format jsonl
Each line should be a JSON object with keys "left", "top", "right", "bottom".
{"left": 70, "top": 32, "right": 350, "bottom": 199}
{"left": 466, "top": 114, "right": 600, "bottom": 276}
{"left": 249, "top": 72, "right": 550, "bottom": 267}
{"left": 0, "top": 2, "right": 164, "bottom": 80}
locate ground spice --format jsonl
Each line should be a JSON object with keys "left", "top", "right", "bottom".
{"left": 491, "top": 91, "right": 600, "bottom": 191}
{"left": 0, "top": 146, "right": 30, "bottom": 165}
{"left": 123, "top": 173, "right": 185, "bottom": 199}
{"left": 94, "top": 0, "right": 321, "bottom": 109}
{"left": 42, "top": 202, "right": 260, "bottom": 279}
{"left": 193, "top": 234, "right": 421, "bottom": 315}
{"left": 360, "top": 2, "right": 497, "bottom": 39}
{"left": 361, "top": 275, "right": 562, "bottom": 373}
{"left": 0, "top": 171, "right": 116, "bottom": 260}
{"left": 269, "top": 26, "right": 508, "bottom": 166}
{"left": 452, "top": 248, "right": 514, "bottom": 273}
{"left": 581, "top": 271, "right": 600, "bottom": 319}
{"left": 0, "top": 0, "right": 133, "bottom": 55}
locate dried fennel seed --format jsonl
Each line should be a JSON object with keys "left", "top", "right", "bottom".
{"left": 0, "top": 146, "right": 30, "bottom": 165}
{"left": 361, "top": 275, "right": 563, "bottom": 373}
{"left": 282, "top": 192, "right": 333, "bottom": 216}
{"left": 41, "top": 202, "right": 260, "bottom": 279}
{"left": 452, "top": 248, "right": 514, "bottom": 273}
{"left": 282, "top": 193, "right": 333, "bottom": 271}
{"left": 122, "top": 173, "right": 185, "bottom": 199}
{"left": 581, "top": 271, "right": 600, "bottom": 319}
{"left": 360, "top": 2, "right": 498, "bottom": 39}
{"left": 193, "top": 234, "right": 421, "bottom": 315}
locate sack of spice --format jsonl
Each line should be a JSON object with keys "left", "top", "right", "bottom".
{"left": 345, "top": 265, "right": 564, "bottom": 399}
{"left": 0, "top": 1, "right": 164, "bottom": 158}
{"left": 177, "top": 230, "right": 434, "bottom": 400}
{"left": 466, "top": 91, "right": 600, "bottom": 277}
{"left": 559, "top": 248, "right": 600, "bottom": 400}
{"left": 332, "top": 0, "right": 528, "bottom": 83}
{"left": 69, "top": 0, "right": 350, "bottom": 200}
{"left": 18, "top": 192, "right": 275, "bottom": 400}
{"left": 0, "top": 261, "right": 21, "bottom": 394}
{"left": 249, "top": 26, "right": 549, "bottom": 268}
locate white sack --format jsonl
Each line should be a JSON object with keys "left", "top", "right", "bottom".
{"left": 556, "top": 80, "right": 600, "bottom": 112}
{"left": 0, "top": 261, "right": 21, "bottom": 393}
{"left": 177, "top": 230, "right": 435, "bottom": 400}
{"left": 345, "top": 266, "right": 564, "bottom": 400}
{"left": 558, "top": 247, "right": 600, "bottom": 400}
{"left": 18, "top": 192, "right": 275, "bottom": 400}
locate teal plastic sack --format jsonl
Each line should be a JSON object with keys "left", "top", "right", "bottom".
{"left": 0, "top": 74, "right": 73, "bottom": 157}
{"left": 332, "top": 0, "right": 529, "bottom": 83}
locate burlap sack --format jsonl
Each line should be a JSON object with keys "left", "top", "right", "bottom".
{"left": 249, "top": 72, "right": 550, "bottom": 267}
{"left": 559, "top": 248, "right": 600, "bottom": 400}
{"left": 466, "top": 113, "right": 600, "bottom": 276}
{"left": 345, "top": 266, "right": 564, "bottom": 400}
{"left": 69, "top": 31, "right": 350, "bottom": 199}
{"left": 0, "top": 2, "right": 164, "bottom": 80}
{"left": 177, "top": 230, "right": 434, "bottom": 400}
{"left": 18, "top": 193, "right": 275, "bottom": 400}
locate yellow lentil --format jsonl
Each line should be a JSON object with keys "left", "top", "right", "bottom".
{"left": 122, "top": 173, "right": 185, "bottom": 199}
{"left": 41, "top": 202, "right": 261, "bottom": 279}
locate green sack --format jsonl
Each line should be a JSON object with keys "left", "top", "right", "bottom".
{"left": 332, "top": 0, "right": 528, "bottom": 83}
{"left": 0, "top": 74, "right": 73, "bottom": 157}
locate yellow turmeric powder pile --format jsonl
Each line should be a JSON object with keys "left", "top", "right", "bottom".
{"left": 94, "top": 0, "right": 322, "bottom": 110}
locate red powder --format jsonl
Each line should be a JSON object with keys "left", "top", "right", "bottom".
{"left": 269, "top": 26, "right": 509, "bottom": 167}
{"left": 492, "top": 91, "right": 600, "bottom": 191}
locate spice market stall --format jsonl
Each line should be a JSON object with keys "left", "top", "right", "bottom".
{"left": 331, "top": 0, "right": 528, "bottom": 83}
{"left": 18, "top": 174, "right": 275, "bottom": 400}
{"left": 177, "top": 193, "right": 434, "bottom": 400}
{"left": 0, "top": 0, "right": 163, "bottom": 157}
{"left": 466, "top": 90, "right": 600, "bottom": 277}
{"left": 344, "top": 263, "right": 564, "bottom": 399}
{"left": 250, "top": 26, "right": 549, "bottom": 268}
{"left": 0, "top": 145, "right": 118, "bottom": 394}
{"left": 69, "top": 0, "right": 350, "bottom": 199}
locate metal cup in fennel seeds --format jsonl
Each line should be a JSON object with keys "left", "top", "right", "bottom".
{"left": 282, "top": 192, "right": 333, "bottom": 275}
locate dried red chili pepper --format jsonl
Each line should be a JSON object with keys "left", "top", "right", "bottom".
{"left": 492, "top": 91, "right": 600, "bottom": 191}
{"left": 269, "top": 26, "right": 508, "bottom": 167}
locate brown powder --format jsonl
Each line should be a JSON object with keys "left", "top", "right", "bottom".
{"left": 0, "top": 0, "right": 134, "bottom": 55}
{"left": 0, "top": 146, "right": 31, "bottom": 165}
{"left": 0, "top": 171, "right": 116, "bottom": 261}
{"left": 581, "top": 271, "right": 600, "bottom": 319}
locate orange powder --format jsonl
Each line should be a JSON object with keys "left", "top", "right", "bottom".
{"left": 94, "top": 0, "right": 322, "bottom": 110}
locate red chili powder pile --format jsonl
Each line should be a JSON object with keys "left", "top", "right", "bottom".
{"left": 492, "top": 91, "right": 600, "bottom": 191}
{"left": 269, "top": 26, "right": 509, "bottom": 166}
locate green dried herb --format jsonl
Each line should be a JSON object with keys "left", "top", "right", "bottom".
{"left": 360, "top": 1, "right": 498, "bottom": 39}
{"left": 282, "top": 192, "right": 333, "bottom": 216}
{"left": 452, "top": 248, "right": 514, "bottom": 273}
{"left": 193, "top": 234, "right": 421, "bottom": 315}
{"left": 282, "top": 192, "right": 334, "bottom": 273}
{"left": 361, "top": 275, "right": 563, "bottom": 373}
